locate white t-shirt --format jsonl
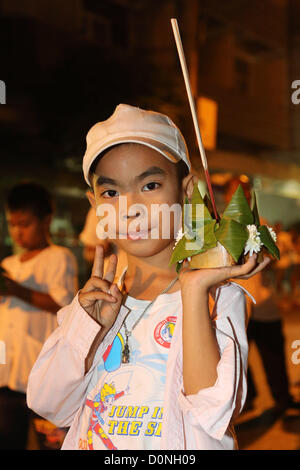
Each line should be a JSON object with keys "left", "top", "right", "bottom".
{"left": 77, "top": 290, "right": 180, "bottom": 450}
{"left": 0, "top": 244, "right": 78, "bottom": 393}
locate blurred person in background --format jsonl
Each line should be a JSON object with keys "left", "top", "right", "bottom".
{"left": 79, "top": 193, "right": 127, "bottom": 282}
{"left": 290, "top": 228, "right": 300, "bottom": 299}
{"left": 223, "top": 177, "right": 300, "bottom": 413}
{"left": 236, "top": 217, "right": 300, "bottom": 413}
{"left": 79, "top": 202, "right": 110, "bottom": 266}
{"left": 0, "top": 182, "right": 78, "bottom": 449}
{"left": 238, "top": 266, "right": 300, "bottom": 413}
{"left": 273, "top": 222, "right": 294, "bottom": 296}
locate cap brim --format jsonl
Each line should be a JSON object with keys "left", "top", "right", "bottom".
{"left": 84, "top": 136, "right": 189, "bottom": 186}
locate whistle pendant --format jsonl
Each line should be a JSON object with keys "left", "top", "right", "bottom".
{"left": 122, "top": 342, "right": 130, "bottom": 363}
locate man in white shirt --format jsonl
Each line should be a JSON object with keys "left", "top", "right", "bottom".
{"left": 0, "top": 182, "right": 78, "bottom": 449}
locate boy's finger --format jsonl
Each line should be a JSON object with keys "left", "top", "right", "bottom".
{"left": 229, "top": 254, "right": 258, "bottom": 278}
{"left": 103, "top": 254, "right": 118, "bottom": 283}
{"left": 237, "top": 256, "right": 271, "bottom": 279}
{"left": 81, "top": 276, "right": 111, "bottom": 294}
{"left": 80, "top": 290, "right": 117, "bottom": 305}
{"left": 91, "top": 245, "right": 104, "bottom": 278}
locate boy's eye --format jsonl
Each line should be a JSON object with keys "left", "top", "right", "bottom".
{"left": 142, "top": 182, "right": 160, "bottom": 191}
{"left": 101, "top": 189, "right": 119, "bottom": 198}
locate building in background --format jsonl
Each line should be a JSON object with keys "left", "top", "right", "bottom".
{"left": 0, "top": 0, "right": 299, "bottom": 248}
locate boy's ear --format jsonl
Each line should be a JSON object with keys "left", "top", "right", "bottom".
{"left": 86, "top": 190, "right": 96, "bottom": 210}
{"left": 182, "top": 173, "right": 198, "bottom": 202}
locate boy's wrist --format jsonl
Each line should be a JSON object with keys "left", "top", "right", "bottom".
{"left": 181, "top": 281, "right": 210, "bottom": 298}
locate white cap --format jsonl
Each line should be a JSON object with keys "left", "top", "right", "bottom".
{"left": 82, "top": 103, "right": 191, "bottom": 186}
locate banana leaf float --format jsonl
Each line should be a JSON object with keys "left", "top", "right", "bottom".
{"left": 170, "top": 182, "right": 280, "bottom": 271}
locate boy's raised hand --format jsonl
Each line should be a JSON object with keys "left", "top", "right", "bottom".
{"left": 79, "top": 245, "right": 123, "bottom": 330}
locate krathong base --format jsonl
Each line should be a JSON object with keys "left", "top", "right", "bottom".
{"left": 189, "top": 242, "right": 235, "bottom": 269}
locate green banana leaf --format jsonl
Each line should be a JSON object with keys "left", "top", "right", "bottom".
{"left": 259, "top": 225, "right": 280, "bottom": 260}
{"left": 215, "top": 218, "right": 248, "bottom": 262}
{"left": 170, "top": 181, "right": 280, "bottom": 266}
{"left": 251, "top": 190, "right": 260, "bottom": 226}
{"left": 169, "top": 234, "right": 202, "bottom": 265}
{"left": 203, "top": 194, "right": 215, "bottom": 219}
{"left": 222, "top": 184, "right": 254, "bottom": 226}
{"left": 170, "top": 219, "right": 217, "bottom": 266}
{"left": 191, "top": 182, "right": 213, "bottom": 224}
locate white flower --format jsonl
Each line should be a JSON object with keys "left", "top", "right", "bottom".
{"left": 244, "top": 224, "right": 262, "bottom": 256}
{"left": 267, "top": 226, "right": 277, "bottom": 242}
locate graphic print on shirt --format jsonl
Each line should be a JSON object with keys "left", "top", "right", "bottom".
{"left": 83, "top": 366, "right": 165, "bottom": 450}
{"left": 102, "top": 332, "right": 124, "bottom": 372}
{"left": 81, "top": 313, "right": 178, "bottom": 450}
{"left": 154, "top": 316, "right": 176, "bottom": 349}
{"left": 85, "top": 380, "right": 129, "bottom": 450}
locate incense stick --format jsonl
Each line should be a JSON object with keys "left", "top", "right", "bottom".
{"left": 171, "top": 18, "right": 219, "bottom": 220}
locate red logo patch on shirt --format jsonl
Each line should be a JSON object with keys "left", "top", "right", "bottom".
{"left": 154, "top": 316, "right": 177, "bottom": 348}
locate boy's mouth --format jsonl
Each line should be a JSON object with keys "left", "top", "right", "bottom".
{"left": 118, "top": 227, "right": 155, "bottom": 240}
{"left": 127, "top": 230, "right": 148, "bottom": 241}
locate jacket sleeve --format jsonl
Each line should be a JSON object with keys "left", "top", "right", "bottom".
{"left": 26, "top": 293, "right": 102, "bottom": 427}
{"left": 178, "top": 282, "right": 250, "bottom": 441}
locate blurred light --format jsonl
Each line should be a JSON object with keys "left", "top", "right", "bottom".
{"left": 255, "top": 176, "right": 300, "bottom": 199}
{"left": 197, "top": 96, "right": 218, "bottom": 150}
{"left": 239, "top": 174, "right": 249, "bottom": 183}
{"left": 211, "top": 172, "right": 233, "bottom": 185}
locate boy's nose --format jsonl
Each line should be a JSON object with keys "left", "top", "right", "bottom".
{"left": 124, "top": 209, "right": 141, "bottom": 219}
{"left": 120, "top": 200, "right": 146, "bottom": 220}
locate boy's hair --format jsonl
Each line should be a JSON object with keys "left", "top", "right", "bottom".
{"left": 5, "top": 182, "right": 54, "bottom": 219}
{"left": 89, "top": 145, "right": 190, "bottom": 189}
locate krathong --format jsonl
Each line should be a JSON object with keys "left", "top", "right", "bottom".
{"left": 170, "top": 19, "right": 280, "bottom": 270}
{"left": 170, "top": 181, "right": 280, "bottom": 271}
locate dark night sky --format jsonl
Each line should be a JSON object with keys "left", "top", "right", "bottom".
{"left": 0, "top": 2, "right": 175, "bottom": 188}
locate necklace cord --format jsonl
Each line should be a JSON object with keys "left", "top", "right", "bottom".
{"left": 120, "top": 275, "right": 179, "bottom": 363}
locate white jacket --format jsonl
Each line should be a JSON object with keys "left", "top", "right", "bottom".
{"left": 27, "top": 282, "right": 251, "bottom": 450}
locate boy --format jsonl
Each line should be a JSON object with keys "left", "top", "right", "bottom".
{"left": 27, "top": 104, "right": 269, "bottom": 450}
{"left": 0, "top": 182, "right": 78, "bottom": 449}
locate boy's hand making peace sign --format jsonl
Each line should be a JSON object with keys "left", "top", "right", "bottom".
{"left": 79, "top": 245, "right": 123, "bottom": 330}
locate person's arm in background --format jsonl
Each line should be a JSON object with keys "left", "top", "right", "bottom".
{"left": 0, "top": 248, "right": 79, "bottom": 314}
{"left": 0, "top": 277, "right": 61, "bottom": 313}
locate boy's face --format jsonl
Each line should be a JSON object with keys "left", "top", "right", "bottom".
{"left": 6, "top": 210, "right": 50, "bottom": 250}
{"left": 89, "top": 143, "right": 192, "bottom": 258}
